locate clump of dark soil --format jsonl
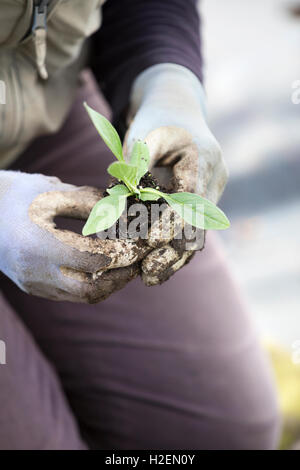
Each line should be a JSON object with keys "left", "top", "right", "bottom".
{"left": 103, "top": 172, "right": 167, "bottom": 239}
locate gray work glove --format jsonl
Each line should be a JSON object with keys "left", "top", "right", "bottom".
{"left": 0, "top": 171, "right": 148, "bottom": 303}
{"left": 125, "top": 64, "right": 228, "bottom": 285}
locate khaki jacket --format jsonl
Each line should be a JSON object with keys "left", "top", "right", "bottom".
{"left": 0, "top": 0, "right": 106, "bottom": 168}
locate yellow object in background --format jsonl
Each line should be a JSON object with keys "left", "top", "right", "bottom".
{"left": 266, "top": 342, "right": 300, "bottom": 449}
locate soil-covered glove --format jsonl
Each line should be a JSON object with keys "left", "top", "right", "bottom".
{"left": 125, "top": 64, "right": 228, "bottom": 285}
{"left": 0, "top": 171, "right": 148, "bottom": 303}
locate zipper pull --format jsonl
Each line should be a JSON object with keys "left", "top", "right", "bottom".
{"left": 32, "top": 3, "right": 49, "bottom": 80}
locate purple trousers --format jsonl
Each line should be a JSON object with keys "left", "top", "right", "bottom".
{"left": 0, "top": 71, "right": 280, "bottom": 450}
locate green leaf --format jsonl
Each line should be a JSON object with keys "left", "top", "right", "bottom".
{"left": 108, "top": 162, "right": 139, "bottom": 191}
{"left": 130, "top": 141, "right": 150, "bottom": 183}
{"left": 84, "top": 102, "right": 124, "bottom": 162}
{"left": 140, "top": 188, "right": 161, "bottom": 201}
{"left": 107, "top": 184, "right": 131, "bottom": 196}
{"left": 82, "top": 194, "right": 127, "bottom": 236}
{"left": 162, "top": 192, "right": 230, "bottom": 230}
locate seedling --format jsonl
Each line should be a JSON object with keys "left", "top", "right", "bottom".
{"left": 82, "top": 103, "right": 230, "bottom": 237}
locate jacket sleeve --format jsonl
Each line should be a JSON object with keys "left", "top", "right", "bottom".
{"left": 90, "top": 0, "right": 203, "bottom": 124}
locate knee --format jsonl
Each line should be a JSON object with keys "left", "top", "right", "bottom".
{"left": 220, "top": 407, "right": 281, "bottom": 450}
{"left": 213, "top": 373, "right": 281, "bottom": 449}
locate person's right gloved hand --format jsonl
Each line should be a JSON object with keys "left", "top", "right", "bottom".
{"left": 124, "top": 64, "right": 228, "bottom": 286}
{"left": 0, "top": 171, "right": 148, "bottom": 303}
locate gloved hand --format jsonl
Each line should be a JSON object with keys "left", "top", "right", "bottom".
{"left": 0, "top": 171, "right": 148, "bottom": 303}
{"left": 125, "top": 64, "right": 228, "bottom": 285}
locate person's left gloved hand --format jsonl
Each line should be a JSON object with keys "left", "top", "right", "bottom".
{"left": 125, "top": 64, "right": 228, "bottom": 286}
{"left": 0, "top": 172, "right": 148, "bottom": 303}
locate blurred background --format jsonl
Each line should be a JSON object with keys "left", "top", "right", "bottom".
{"left": 201, "top": 0, "right": 300, "bottom": 447}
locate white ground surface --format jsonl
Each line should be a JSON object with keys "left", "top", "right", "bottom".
{"left": 201, "top": 0, "right": 300, "bottom": 347}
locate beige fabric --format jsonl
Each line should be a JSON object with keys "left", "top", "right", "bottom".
{"left": 0, "top": 0, "right": 106, "bottom": 168}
